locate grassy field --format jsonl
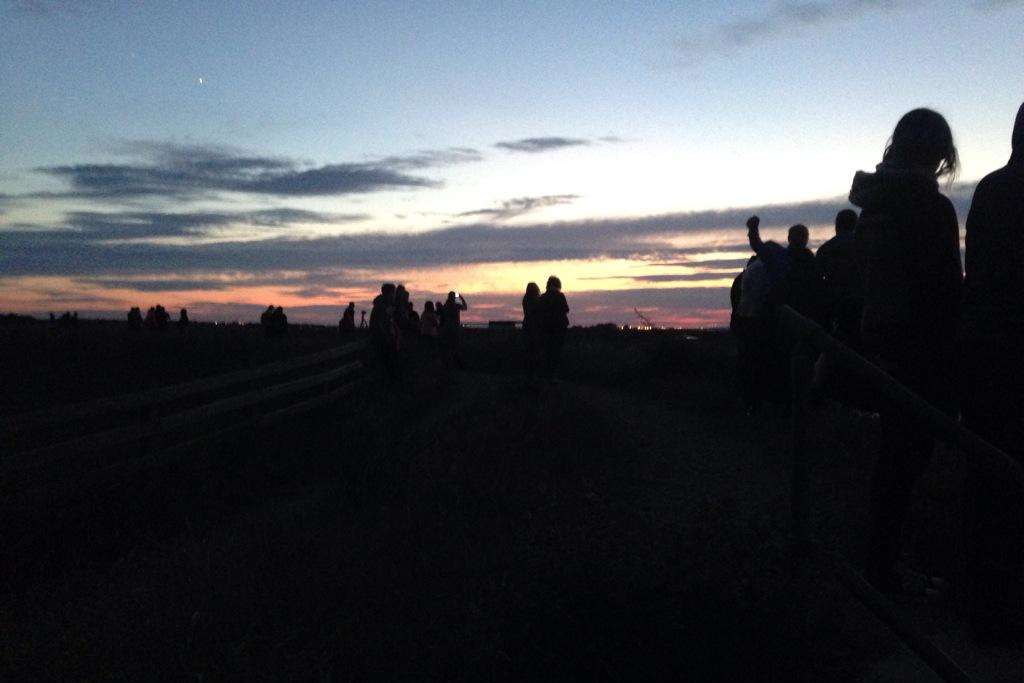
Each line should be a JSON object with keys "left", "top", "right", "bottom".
{"left": 2, "top": 320, "right": 1021, "bottom": 680}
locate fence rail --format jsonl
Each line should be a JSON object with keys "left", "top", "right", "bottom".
{"left": 777, "top": 304, "right": 1022, "bottom": 683}
{"left": 2, "top": 341, "right": 367, "bottom": 466}
{"left": 1, "top": 341, "right": 366, "bottom": 438}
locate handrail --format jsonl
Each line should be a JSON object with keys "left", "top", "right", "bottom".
{"left": 1, "top": 341, "right": 366, "bottom": 436}
{"left": 776, "top": 304, "right": 1022, "bottom": 683}
{"left": 776, "top": 306, "right": 1024, "bottom": 488}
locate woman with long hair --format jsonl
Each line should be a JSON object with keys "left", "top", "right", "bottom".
{"left": 522, "top": 281, "right": 541, "bottom": 350}
{"left": 849, "top": 108, "right": 963, "bottom": 596}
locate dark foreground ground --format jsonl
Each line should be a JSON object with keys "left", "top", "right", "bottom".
{"left": 2, "top": 319, "right": 1022, "bottom": 680}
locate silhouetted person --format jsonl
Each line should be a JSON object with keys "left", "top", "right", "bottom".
{"left": 959, "top": 101, "right": 1024, "bottom": 643}
{"left": 731, "top": 255, "right": 776, "bottom": 413}
{"left": 522, "top": 281, "right": 542, "bottom": 364}
{"left": 435, "top": 300, "right": 445, "bottom": 328}
{"left": 273, "top": 306, "right": 287, "bottom": 337}
{"left": 370, "top": 283, "right": 399, "bottom": 382}
{"left": 407, "top": 301, "right": 420, "bottom": 328}
{"left": 261, "top": 305, "right": 275, "bottom": 336}
{"left": 850, "top": 108, "right": 962, "bottom": 596}
{"left": 394, "top": 285, "right": 411, "bottom": 332}
{"left": 810, "top": 210, "right": 867, "bottom": 406}
{"left": 442, "top": 291, "right": 468, "bottom": 368}
{"left": 419, "top": 300, "right": 439, "bottom": 339}
{"left": 340, "top": 302, "right": 356, "bottom": 334}
{"left": 729, "top": 269, "right": 743, "bottom": 332}
{"left": 144, "top": 306, "right": 157, "bottom": 329}
{"left": 177, "top": 308, "right": 190, "bottom": 329}
{"left": 127, "top": 306, "right": 143, "bottom": 330}
{"left": 746, "top": 217, "right": 823, "bottom": 322}
{"left": 152, "top": 305, "right": 169, "bottom": 330}
{"left": 359, "top": 310, "right": 367, "bottom": 329}
{"left": 816, "top": 209, "right": 863, "bottom": 342}
{"left": 538, "top": 276, "right": 569, "bottom": 376}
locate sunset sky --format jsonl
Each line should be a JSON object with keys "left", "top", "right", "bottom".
{"left": 2, "top": 0, "right": 1023, "bottom": 327}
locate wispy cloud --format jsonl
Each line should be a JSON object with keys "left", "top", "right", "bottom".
{"left": 31, "top": 208, "right": 364, "bottom": 240}
{"left": 377, "top": 147, "right": 484, "bottom": 169}
{"left": 28, "top": 141, "right": 487, "bottom": 202}
{"left": 974, "top": 0, "right": 1024, "bottom": 9}
{"left": 494, "top": 137, "right": 592, "bottom": 153}
{"left": 457, "top": 194, "right": 580, "bottom": 221}
{"left": 677, "top": 1, "right": 918, "bottom": 61}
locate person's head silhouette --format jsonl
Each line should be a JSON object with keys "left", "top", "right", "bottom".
{"left": 546, "top": 276, "right": 561, "bottom": 293}
{"left": 883, "top": 108, "right": 958, "bottom": 179}
{"left": 787, "top": 224, "right": 809, "bottom": 250}
{"left": 447, "top": 291, "right": 456, "bottom": 303}
{"left": 381, "top": 283, "right": 396, "bottom": 303}
{"left": 835, "top": 209, "right": 857, "bottom": 235}
{"left": 525, "top": 282, "right": 540, "bottom": 299}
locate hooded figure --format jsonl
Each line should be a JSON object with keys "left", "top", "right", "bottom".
{"left": 849, "top": 108, "right": 963, "bottom": 597}
{"left": 961, "top": 102, "right": 1024, "bottom": 339}
{"left": 850, "top": 173, "right": 962, "bottom": 360}
{"left": 959, "top": 102, "right": 1024, "bottom": 643}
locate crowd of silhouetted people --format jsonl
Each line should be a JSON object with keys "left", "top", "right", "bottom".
{"left": 358, "top": 276, "right": 571, "bottom": 382}
{"left": 124, "top": 305, "right": 189, "bottom": 331}
{"left": 364, "top": 283, "right": 469, "bottom": 382}
{"left": 729, "top": 103, "right": 1024, "bottom": 643}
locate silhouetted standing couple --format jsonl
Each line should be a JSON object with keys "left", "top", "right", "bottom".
{"left": 522, "top": 276, "right": 569, "bottom": 377}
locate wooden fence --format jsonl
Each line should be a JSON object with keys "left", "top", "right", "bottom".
{"left": 2, "top": 341, "right": 368, "bottom": 468}
{"left": 778, "top": 304, "right": 1023, "bottom": 683}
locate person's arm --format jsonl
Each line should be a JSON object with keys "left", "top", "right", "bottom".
{"left": 746, "top": 215, "right": 766, "bottom": 256}
{"left": 458, "top": 295, "right": 467, "bottom": 311}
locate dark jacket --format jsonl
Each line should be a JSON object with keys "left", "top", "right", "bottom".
{"left": 522, "top": 293, "right": 541, "bottom": 331}
{"left": 783, "top": 247, "right": 825, "bottom": 324}
{"left": 369, "top": 295, "right": 396, "bottom": 349}
{"left": 849, "top": 166, "right": 962, "bottom": 362}
{"left": 816, "top": 230, "right": 862, "bottom": 304}
{"left": 961, "top": 107, "right": 1024, "bottom": 341}
{"left": 539, "top": 291, "right": 569, "bottom": 331}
